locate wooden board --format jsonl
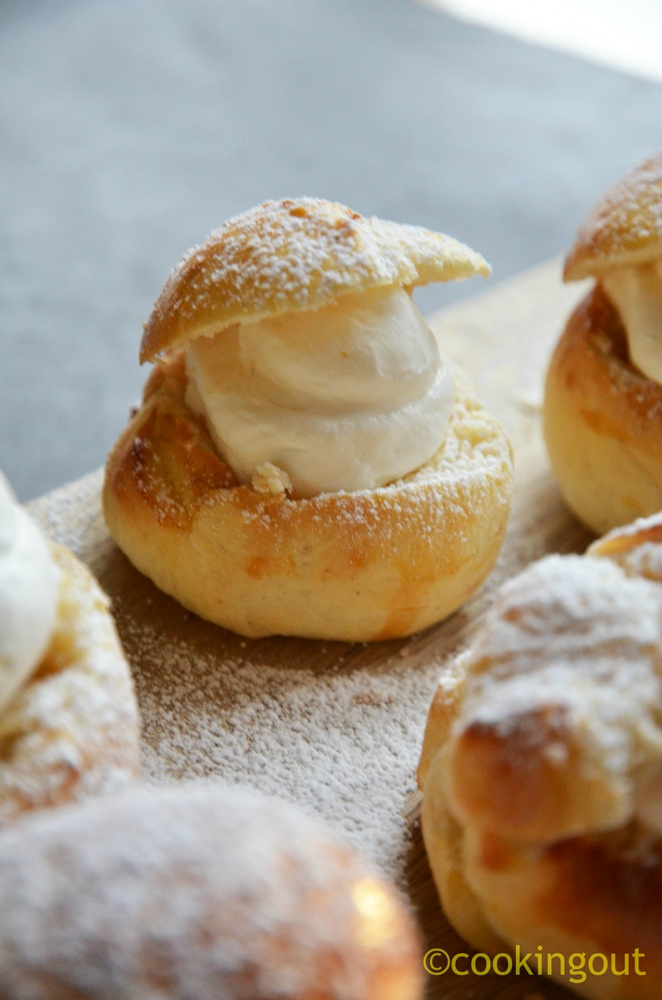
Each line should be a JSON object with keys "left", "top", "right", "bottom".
{"left": 29, "top": 258, "right": 594, "bottom": 1000}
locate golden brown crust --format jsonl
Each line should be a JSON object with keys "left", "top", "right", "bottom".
{"left": 564, "top": 151, "right": 662, "bottom": 280}
{"left": 587, "top": 510, "right": 662, "bottom": 586}
{"left": 543, "top": 283, "right": 662, "bottom": 534}
{"left": 446, "top": 703, "right": 630, "bottom": 843}
{"left": 102, "top": 354, "right": 513, "bottom": 641}
{"left": 420, "top": 740, "right": 509, "bottom": 955}
{"left": 140, "top": 198, "right": 490, "bottom": 363}
{"left": 461, "top": 824, "right": 661, "bottom": 999}
{"left": 418, "top": 539, "right": 662, "bottom": 999}
{"left": 589, "top": 514, "right": 662, "bottom": 560}
{"left": 417, "top": 652, "right": 467, "bottom": 788}
{"left": 423, "top": 773, "right": 662, "bottom": 996}
{"left": 0, "top": 541, "right": 140, "bottom": 827}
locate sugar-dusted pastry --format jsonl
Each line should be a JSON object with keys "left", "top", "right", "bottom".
{"left": 544, "top": 151, "right": 662, "bottom": 534}
{"left": 587, "top": 507, "right": 662, "bottom": 583}
{"left": 0, "top": 783, "right": 423, "bottom": 1000}
{"left": 0, "top": 470, "right": 139, "bottom": 826}
{"left": 103, "top": 198, "right": 513, "bottom": 640}
{"left": 417, "top": 528, "right": 662, "bottom": 998}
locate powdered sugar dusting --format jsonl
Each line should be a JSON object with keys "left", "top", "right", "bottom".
{"left": 595, "top": 509, "right": 662, "bottom": 543}
{"left": 566, "top": 151, "right": 662, "bottom": 277}
{"left": 27, "top": 451, "right": 592, "bottom": 883}
{"left": 0, "top": 785, "right": 420, "bottom": 998}
{"left": 28, "top": 469, "right": 109, "bottom": 560}
{"left": 177, "top": 198, "right": 488, "bottom": 318}
{"left": 457, "top": 554, "right": 662, "bottom": 807}
{"left": 0, "top": 540, "right": 139, "bottom": 827}
{"left": 27, "top": 257, "right": 624, "bottom": 917}
{"left": 588, "top": 510, "right": 662, "bottom": 582}
{"left": 120, "top": 610, "right": 445, "bottom": 873}
{"left": 142, "top": 198, "right": 490, "bottom": 360}
{"left": 586, "top": 311, "right": 662, "bottom": 423}
{"left": 604, "top": 541, "right": 662, "bottom": 583}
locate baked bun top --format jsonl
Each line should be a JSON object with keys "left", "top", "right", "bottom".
{"left": 423, "top": 553, "right": 662, "bottom": 845}
{"left": 140, "top": 197, "right": 490, "bottom": 363}
{"left": 564, "top": 150, "right": 662, "bottom": 281}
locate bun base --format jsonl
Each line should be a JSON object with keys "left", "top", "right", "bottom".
{"left": 418, "top": 548, "right": 662, "bottom": 999}
{"left": 103, "top": 354, "right": 513, "bottom": 641}
{"left": 544, "top": 284, "right": 662, "bottom": 535}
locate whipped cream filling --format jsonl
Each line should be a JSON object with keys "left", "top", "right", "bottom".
{"left": 0, "top": 472, "right": 60, "bottom": 717}
{"left": 185, "top": 285, "right": 455, "bottom": 497}
{"left": 602, "top": 259, "right": 662, "bottom": 383}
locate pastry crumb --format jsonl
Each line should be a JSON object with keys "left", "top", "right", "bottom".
{"left": 251, "top": 462, "right": 293, "bottom": 495}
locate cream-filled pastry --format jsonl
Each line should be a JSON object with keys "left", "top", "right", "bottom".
{"left": 185, "top": 285, "right": 455, "bottom": 497}
{"left": 0, "top": 470, "right": 139, "bottom": 827}
{"left": 0, "top": 784, "right": 423, "bottom": 1000}
{"left": 0, "top": 471, "right": 60, "bottom": 714}
{"left": 104, "top": 198, "right": 513, "bottom": 640}
{"left": 544, "top": 151, "right": 662, "bottom": 534}
{"left": 601, "top": 260, "right": 662, "bottom": 383}
{"left": 418, "top": 520, "right": 662, "bottom": 999}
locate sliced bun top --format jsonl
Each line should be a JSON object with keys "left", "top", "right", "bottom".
{"left": 564, "top": 151, "right": 662, "bottom": 281}
{"left": 140, "top": 197, "right": 490, "bottom": 363}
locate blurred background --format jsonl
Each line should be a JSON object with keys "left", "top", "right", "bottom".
{"left": 2, "top": 0, "right": 662, "bottom": 501}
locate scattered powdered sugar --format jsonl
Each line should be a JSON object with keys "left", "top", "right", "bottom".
{"left": 31, "top": 467, "right": 514, "bottom": 882}
{"left": 0, "top": 785, "right": 417, "bottom": 997}
{"left": 587, "top": 511, "right": 662, "bottom": 584}
{"left": 25, "top": 447, "right": 584, "bottom": 883}
{"left": 121, "top": 612, "right": 443, "bottom": 875}
{"left": 143, "top": 198, "right": 490, "bottom": 361}
{"left": 29, "top": 468, "right": 108, "bottom": 561}
{"left": 567, "top": 151, "right": 662, "bottom": 278}
{"left": 174, "top": 198, "right": 488, "bottom": 320}
{"left": 25, "top": 382, "right": 590, "bottom": 887}
{"left": 459, "top": 554, "right": 662, "bottom": 793}
{"left": 471, "top": 554, "right": 662, "bottom": 663}
{"left": 0, "top": 539, "right": 139, "bottom": 827}
{"left": 606, "top": 541, "right": 662, "bottom": 582}
{"left": 594, "top": 508, "right": 662, "bottom": 543}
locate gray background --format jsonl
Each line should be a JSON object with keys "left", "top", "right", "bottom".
{"left": 2, "top": 0, "right": 662, "bottom": 501}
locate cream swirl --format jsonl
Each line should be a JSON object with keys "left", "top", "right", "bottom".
{"left": 0, "top": 472, "right": 60, "bottom": 716}
{"left": 602, "top": 259, "right": 662, "bottom": 384}
{"left": 185, "top": 284, "right": 455, "bottom": 497}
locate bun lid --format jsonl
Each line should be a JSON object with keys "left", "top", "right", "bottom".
{"left": 564, "top": 151, "right": 662, "bottom": 281}
{"left": 140, "top": 197, "right": 490, "bottom": 363}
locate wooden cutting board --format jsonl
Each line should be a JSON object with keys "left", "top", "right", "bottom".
{"left": 29, "top": 258, "right": 594, "bottom": 1000}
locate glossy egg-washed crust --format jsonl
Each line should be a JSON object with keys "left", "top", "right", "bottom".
{"left": 0, "top": 541, "right": 140, "bottom": 827}
{"left": 564, "top": 150, "right": 662, "bottom": 280}
{"left": 543, "top": 283, "right": 662, "bottom": 535}
{"left": 103, "top": 352, "right": 513, "bottom": 641}
{"left": 140, "top": 197, "right": 490, "bottom": 363}
{"left": 417, "top": 531, "right": 662, "bottom": 1000}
